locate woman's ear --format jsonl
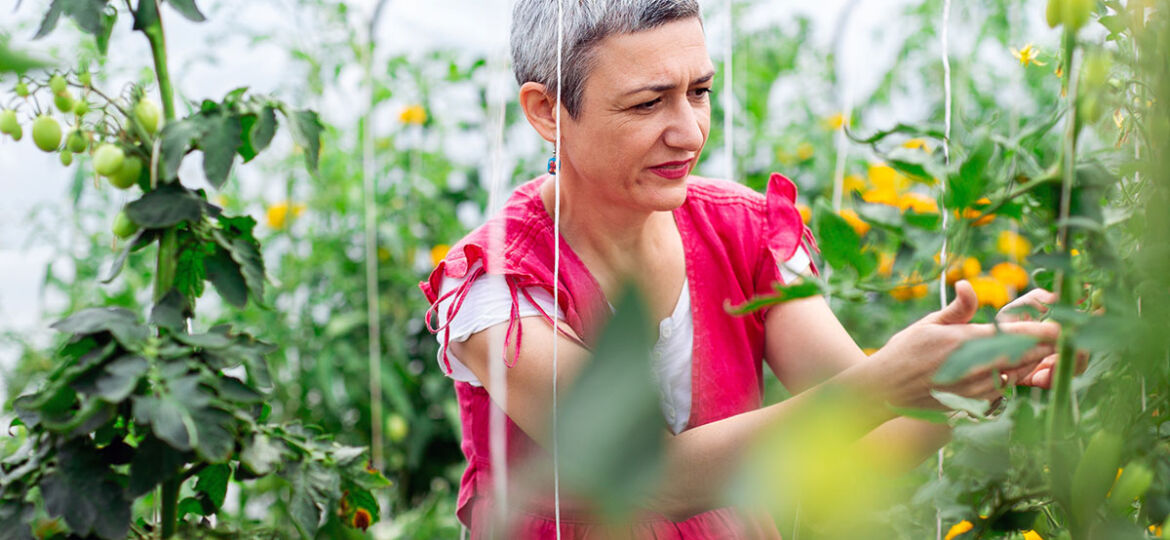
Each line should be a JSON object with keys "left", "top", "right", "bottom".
{"left": 518, "top": 81, "right": 558, "bottom": 144}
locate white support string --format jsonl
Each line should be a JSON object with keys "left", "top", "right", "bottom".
{"left": 936, "top": 2, "right": 953, "bottom": 540}
{"left": 723, "top": 0, "right": 735, "bottom": 182}
{"left": 551, "top": 0, "right": 565, "bottom": 536}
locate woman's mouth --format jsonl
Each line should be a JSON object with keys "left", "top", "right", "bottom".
{"left": 649, "top": 159, "right": 692, "bottom": 180}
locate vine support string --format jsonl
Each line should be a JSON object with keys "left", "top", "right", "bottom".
{"left": 552, "top": 0, "right": 565, "bottom": 536}
{"left": 936, "top": 1, "right": 954, "bottom": 540}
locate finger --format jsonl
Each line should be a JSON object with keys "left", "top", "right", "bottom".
{"left": 997, "top": 289, "right": 1058, "bottom": 323}
{"left": 984, "top": 320, "right": 1063, "bottom": 342}
{"left": 1015, "top": 354, "right": 1058, "bottom": 388}
{"left": 927, "top": 280, "right": 979, "bottom": 325}
{"left": 1031, "top": 368, "right": 1053, "bottom": 388}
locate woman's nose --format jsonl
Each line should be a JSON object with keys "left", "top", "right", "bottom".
{"left": 662, "top": 100, "right": 706, "bottom": 152}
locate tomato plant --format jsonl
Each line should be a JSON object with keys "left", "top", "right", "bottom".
{"left": 0, "top": 1, "right": 389, "bottom": 538}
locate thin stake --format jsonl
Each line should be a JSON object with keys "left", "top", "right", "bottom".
{"left": 936, "top": 2, "right": 953, "bottom": 540}
{"left": 552, "top": 1, "right": 565, "bottom": 537}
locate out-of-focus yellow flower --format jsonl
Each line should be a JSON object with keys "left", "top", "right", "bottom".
{"left": 890, "top": 273, "right": 928, "bottom": 301}
{"left": 399, "top": 104, "right": 427, "bottom": 125}
{"left": 1011, "top": 43, "right": 1047, "bottom": 67}
{"left": 955, "top": 197, "right": 996, "bottom": 226}
{"left": 377, "top": 247, "right": 391, "bottom": 262}
{"left": 902, "top": 138, "right": 933, "bottom": 154}
{"left": 430, "top": 244, "right": 451, "bottom": 267}
{"left": 862, "top": 188, "right": 899, "bottom": 206}
{"left": 796, "top": 203, "right": 811, "bottom": 224}
{"left": 1071, "top": 248, "right": 1081, "bottom": 256}
{"left": 990, "top": 262, "right": 1029, "bottom": 291}
{"left": 970, "top": 275, "right": 1011, "bottom": 309}
{"left": 898, "top": 192, "right": 939, "bottom": 214}
{"left": 796, "top": 142, "right": 815, "bottom": 161}
{"left": 842, "top": 174, "right": 866, "bottom": 193}
{"left": 944, "top": 520, "right": 974, "bottom": 540}
{"left": 776, "top": 148, "right": 794, "bottom": 165}
{"left": 839, "top": 209, "right": 870, "bottom": 236}
{"left": 1149, "top": 524, "right": 1163, "bottom": 536}
{"left": 877, "top": 252, "right": 895, "bottom": 277}
{"left": 1022, "top": 530, "right": 1044, "bottom": 540}
{"left": 266, "top": 201, "right": 305, "bottom": 230}
{"left": 1113, "top": 109, "right": 1125, "bottom": 129}
{"left": 868, "top": 163, "right": 910, "bottom": 193}
{"left": 997, "top": 230, "right": 1032, "bottom": 260}
{"left": 824, "top": 112, "right": 846, "bottom": 130}
{"left": 946, "top": 257, "right": 981, "bottom": 285}
{"left": 213, "top": 194, "right": 230, "bottom": 207}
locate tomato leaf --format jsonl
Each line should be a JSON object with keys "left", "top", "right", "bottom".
{"left": 205, "top": 247, "right": 248, "bottom": 308}
{"left": 933, "top": 333, "right": 1039, "bottom": 384}
{"left": 198, "top": 112, "right": 243, "bottom": 190}
{"left": 239, "top": 105, "right": 277, "bottom": 162}
{"left": 93, "top": 355, "right": 149, "bottom": 403}
{"left": 282, "top": 460, "right": 340, "bottom": 538}
{"left": 557, "top": 286, "right": 664, "bottom": 522}
{"left": 283, "top": 108, "right": 323, "bottom": 173}
{"left": 35, "top": 0, "right": 112, "bottom": 40}
{"left": 160, "top": 118, "right": 202, "bottom": 180}
{"left": 164, "top": 0, "right": 207, "bottom": 22}
{"left": 131, "top": 375, "right": 207, "bottom": 451}
{"left": 51, "top": 307, "right": 148, "bottom": 346}
{"left": 125, "top": 183, "right": 204, "bottom": 228}
{"left": 945, "top": 138, "right": 995, "bottom": 210}
{"left": 102, "top": 228, "right": 157, "bottom": 284}
{"left": 128, "top": 435, "right": 185, "bottom": 496}
{"left": 195, "top": 464, "right": 231, "bottom": 510}
{"left": 40, "top": 442, "right": 131, "bottom": 539}
{"left": 240, "top": 433, "right": 285, "bottom": 476}
{"left": 812, "top": 199, "right": 876, "bottom": 277}
{"left": 0, "top": 500, "right": 33, "bottom": 540}
{"left": 131, "top": 0, "right": 159, "bottom": 31}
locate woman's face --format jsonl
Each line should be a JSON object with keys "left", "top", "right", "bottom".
{"left": 559, "top": 17, "right": 713, "bottom": 213}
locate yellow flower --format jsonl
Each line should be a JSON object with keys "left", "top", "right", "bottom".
{"left": 946, "top": 257, "right": 981, "bottom": 285}
{"left": 430, "top": 244, "right": 451, "bottom": 267}
{"left": 862, "top": 188, "right": 900, "bottom": 207}
{"left": 265, "top": 201, "right": 305, "bottom": 230}
{"left": 842, "top": 174, "right": 866, "bottom": 193}
{"left": 1113, "top": 109, "right": 1125, "bottom": 129}
{"left": 955, "top": 197, "right": 995, "bottom": 226}
{"left": 944, "top": 520, "right": 974, "bottom": 540}
{"left": 796, "top": 203, "right": 811, "bottom": 225}
{"left": 996, "top": 230, "right": 1032, "bottom": 260}
{"left": 1070, "top": 248, "right": 1080, "bottom": 256}
{"left": 868, "top": 163, "right": 909, "bottom": 193}
{"left": 796, "top": 142, "right": 815, "bottom": 161}
{"left": 902, "top": 138, "right": 933, "bottom": 154}
{"left": 890, "top": 273, "right": 928, "bottom": 301}
{"left": 970, "top": 275, "right": 1012, "bottom": 309}
{"left": 1149, "top": 524, "right": 1163, "bottom": 536}
{"left": 877, "top": 252, "right": 895, "bottom": 277}
{"left": 898, "top": 192, "right": 939, "bottom": 214}
{"left": 824, "top": 112, "right": 846, "bottom": 130}
{"left": 1011, "top": 43, "right": 1047, "bottom": 67}
{"left": 399, "top": 104, "right": 427, "bottom": 125}
{"left": 839, "top": 209, "right": 870, "bottom": 236}
{"left": 1022, "top": 530, "right": 1044, "bottom": 540}
{"left": 990, "top": 262, "right": 1029, "bottom": 291}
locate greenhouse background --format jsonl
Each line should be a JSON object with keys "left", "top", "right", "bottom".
{"left": 1, "top": 0, "right": 1167, "bottom": 538}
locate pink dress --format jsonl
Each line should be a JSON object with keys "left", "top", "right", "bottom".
{"left": 420, "top": 173, "right": 817, "bottom": 538}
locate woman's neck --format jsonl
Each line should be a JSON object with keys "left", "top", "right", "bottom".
{"left": 539, "top": 174, "right": 676, "bottom": 281}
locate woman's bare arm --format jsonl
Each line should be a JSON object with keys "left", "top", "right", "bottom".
{"left": 450, "top": 282, "right": 1060, "bottom": 520}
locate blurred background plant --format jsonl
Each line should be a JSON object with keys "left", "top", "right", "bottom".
{"left": 2, "top": 0, "right": 1167, "bottom": 538}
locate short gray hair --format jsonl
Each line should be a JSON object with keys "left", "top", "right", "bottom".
{"left": 511, "top": 0, "right": 702, "bottom": 118}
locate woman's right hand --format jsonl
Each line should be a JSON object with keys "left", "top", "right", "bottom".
{"left": 866, "top": 280, "right": 1062, "bottom": 410}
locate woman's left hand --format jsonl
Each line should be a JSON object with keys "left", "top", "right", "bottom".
{"left": 996, "top": 288, "right": 1087, "bottom": 388}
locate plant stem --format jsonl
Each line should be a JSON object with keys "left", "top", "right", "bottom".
{"left": 160, "top": 477, "right": 180, "bottom": 538}
{"left": 137, "top": 1, "right": 183, "bottom": 535}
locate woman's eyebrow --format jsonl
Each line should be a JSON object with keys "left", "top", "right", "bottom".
{"left": 622, "top": 71, "right": 716, "bottom": 96}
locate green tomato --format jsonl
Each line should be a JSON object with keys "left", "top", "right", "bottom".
{"left": 8, "top": 124, "right": 21, "bottom": 142}
{"left": 78, "top": 72, "right": 91, "bottom": 87}
{"left": 1071, "top": 430, "right": 1124, "bottom": 520}
{"left": 110, "top": 156, "right": 143, "bottom": 190}
{"left": 93, "top": 143, "right": 125, "bottom": 177}
{"left": 31, "top": 115, "right": 62, "bottom": 152}
{"left": 14, "top": 81, "right": 29, "bottom": 98}
{"left": 49, "top": 74, "right": 67, "bottom": 94}
{"left": 53, "top": 89, "right": 74, "bottom": 113}
{"left": 112, "top": 211, "right": 140, "bottom": 239}
{"left": 135, "top": 99, "right": 161, "bottom": 135}
{"left": 59, "top": 150, "right": 73, "bottom": 167}
{"left": 0, "top": 110, "right": 18, "bottom": 136}
{"left": 1064, "top": 0, "right": 1093, "bottom": 30}
{"left": 73, "top": 99, "right": 89, "bottom": 117}
{"left": 1108, "top": 463, "right": 1154, "bottom": 514}
{"left": 386, "top": 414, "right": 409, "bottom": 443}
{"left": 66, "top": 131, "right": 88, "bottom": 153}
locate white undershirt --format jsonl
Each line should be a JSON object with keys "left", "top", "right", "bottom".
{"left": 433, "top": 248, "right": 812, "bottom": 434}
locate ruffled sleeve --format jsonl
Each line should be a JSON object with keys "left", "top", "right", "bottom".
{"left": 755, "top": 173, "right": 820, "bottom": 298}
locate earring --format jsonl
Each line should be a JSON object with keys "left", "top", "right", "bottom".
{"left": 547, "top": 155, "right": 557, "bottom": 175}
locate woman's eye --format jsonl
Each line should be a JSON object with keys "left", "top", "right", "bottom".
{"left": 634, "top": 98, "right": 661, "bottom": 111}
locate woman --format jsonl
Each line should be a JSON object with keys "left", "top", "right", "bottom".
{"left": 421, "top": 1, "right": 1061, "bottom": 537}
